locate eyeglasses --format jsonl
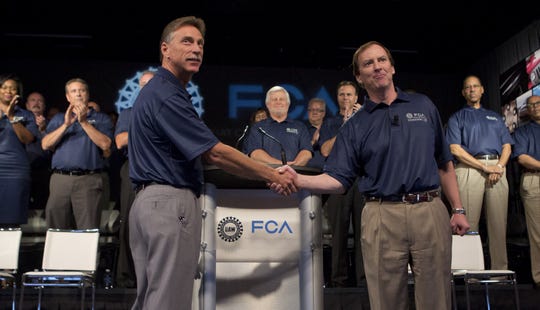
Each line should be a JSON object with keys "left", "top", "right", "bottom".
{"left": 308, "top": 109, "right": 325, "bottom": 113}
{"left": 527, "top": 101, "right": 540, "bottom": 108}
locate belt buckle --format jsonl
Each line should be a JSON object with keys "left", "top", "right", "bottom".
{"left": 402, "top": 192, "right": 434, "bottom": 204}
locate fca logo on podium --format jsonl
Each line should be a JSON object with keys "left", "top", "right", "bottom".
{"left": 251, "top": 220, "right": 293, "bottom": 234}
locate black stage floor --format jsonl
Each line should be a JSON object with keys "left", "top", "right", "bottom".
{"left": 4, "top": 284, "right": 539, "bottom": 310}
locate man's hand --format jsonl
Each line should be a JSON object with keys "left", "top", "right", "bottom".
{"left": 64, "top": 104, "right": 77, "bottom": 126}
{"left": 450, "top": 213, "right": 470, "bottom": 236}
{"left": 268, "top": 165, "right": 298, "bottom": 196}
{"left": 35, "top": 115, "right": 47, "bottom": 132}
{"left": 7, "top": 95, "right": 20, "bottom": 119}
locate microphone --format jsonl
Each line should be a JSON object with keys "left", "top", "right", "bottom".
{"left": 257, "top": 127, "right": 287, "bottom": 165}
{"left": 235, "top": 125, "right": 250, "bottom": 149}
{"left": 391, "top": 114, "right": 400, "bottom": 126}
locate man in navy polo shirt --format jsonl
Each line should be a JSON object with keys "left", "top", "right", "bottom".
{"left": 114, "top": 69, "right": 155, "bottom": 288}
{"left": 128, "top": 16, "right": 295, "bottom": 310}
{"left": 243, "top": 85, "right": 313, "bottom": 166}
{"left": 512, "top": 94, "right": 540, "bottom": 289}
{"left": 42, "top": 78, "right": 114, "bottom": 229}
{"left": 319, "top": 80, "right": 366, "bottom": 288}
{"left": 446, "top": 75, "right": 513, "bottom": 271}
{"left": 274, "top": 41, "right": 470, "bottom": 310}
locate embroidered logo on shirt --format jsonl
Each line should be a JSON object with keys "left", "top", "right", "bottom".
{"left": 405, "top": 112, "right": 428, "bottom": 122}
{"left": 286, "top": 128, "right": 299, "bottom": 134}
{"left": 486, "top": 116, "right": 498, "bottom": 121}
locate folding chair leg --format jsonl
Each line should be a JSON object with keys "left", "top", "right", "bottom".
{"left": 11, "top": 284, "right": 16, "bottom": 310}
{"left": 92, "top": 285, "right": 96, "bottom": 310}
{"left": 18, "top": 285, "right": 24, "bottom": 310}
{"left": 37, "top": 287, "right": 43, "bottom": 310}
{"left": 513, "top": 280, "right": 521, "bottom": 310}
{"left": 81, "top": 286, "right": 86, "bottom": 310}
{"left": 465, "top": 282, "right": 471, "bottom": 310}
{"left": 451, "top": 278, "right": 457, "bottom": 310}
{"left": 484, "top": 283, "right": 491, "bottom": 310}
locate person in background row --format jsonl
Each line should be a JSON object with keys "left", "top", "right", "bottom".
{"left": 25, "top": 91, "right": 52, "bottom": 210}
{"left": 250, "top": 107, "right": 268, "bottom": 124}
{"left": 88, "top": 100, "right": 101, "bottom": 112}
{"left": 0, "top": 73, "right": 38, "bottom": 227}
{"left": 446, "top": 75, "right": 513, "bottom": 270}
{"left": 47, "top": 105, "right": 60, "bottom": 121}
{"left": 243, "top": 85, "right": 313, "bottom": 166}
{"left": 319, "top": 81, "right": 362, "bottom": 158}
{"left": 511, "top": 94, "right": 540, "bottom": 290}
{"left": 273, "top": 41, "right": 470, "bottom": 310}
{"left": 114, "top": 69, "right": 155, "bottom": 288}
{"left": 42, "top": 78, "right": 114, "bottom": 229}
{"left": 320, "top": 81, "right": 366, "bottom": 288}
{"left": 85, "top": 100, "right": 112, "bottom": 216}
{"left": 305, "top": 97, "right": 327, "bottom": 169}
{"left": 237, "top": 107, "right": 268, "bottom": 150}
{"left": 128, "top": 16, "right": 295, "bottom": 310}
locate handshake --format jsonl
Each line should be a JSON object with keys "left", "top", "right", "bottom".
{"left": 268, "top": 165, "right": 300, "bottom": 196}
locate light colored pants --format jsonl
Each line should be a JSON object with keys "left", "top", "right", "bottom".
{"left": 455, "top": 160, "right": 508, "bottom": 269}
{"left": 130, "top": 185, "right": 201, "bottom": 310}
{"left": 521, "top": 172, "right": 540, "bottom": 284}
{"left": 361, "top": 198, "right": 452, "bottom": 310}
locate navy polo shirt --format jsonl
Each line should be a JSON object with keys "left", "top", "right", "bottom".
{"left": 243, "top": 117, "right": 313, "bottom": 163}
{"left": 0, "top": 106, "right": 39, "bottom": 178}
{"left": 446, "top": 105, "right": 513, "bottom": 156}
{"left": 324, "top": 89, "right": 452, "bottom": 197}
{"left": 128, "top": 67, "right": 219, "bottom": 197}
{"left": 306, "top": 122, "right": 326, "bottom": 169}
{"left": 318, "top": 115, "right": 343, "bottom": 146}
{"left": 115, "top": 107, "right": 131, "bottom": 157}
{"left": 512, "top": 121, "right": 540, "bottom": 160}
{"left": 46, "top": 108, "right": 113, "bottom": 171}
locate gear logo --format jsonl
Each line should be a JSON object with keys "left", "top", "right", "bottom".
{"left": 114, "top": 66, "right": 205, "bottom": 117}
{"left": 217, "top": 216, "right": 243, "bottom": 242}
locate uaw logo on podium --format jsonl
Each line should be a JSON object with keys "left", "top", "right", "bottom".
{"left": 192, "top": 165, "right": 324, "bottom": 310}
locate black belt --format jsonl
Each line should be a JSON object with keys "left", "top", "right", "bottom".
{"left": 367, "top": 189, "right": 440, "bottom": 204}
{"left": 475, "top": 154, "right": 499, "bottom": 160}
{"left": 134, "top": 182, "right": 161, "bottom": 194}
{"left": 523, "top": 168, "right": 540, "bottom": 173}
{"left": 53, "top": 169, "right": 102, "bottom": 176}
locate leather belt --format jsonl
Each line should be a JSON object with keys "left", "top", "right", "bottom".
{"left": 134, "top": 182, "right": 161, "bottom": 194}
{"left": 523, "top": 168, "right": 540, "bottom": 173}
{"left": 53, "top": 169, "right": 102, "bottom": 176}
{"left": 475, "top": 154, "right": 499, "bottom": 160}
{"left": 367, "top": 189, "right": 440, "bottom": 204}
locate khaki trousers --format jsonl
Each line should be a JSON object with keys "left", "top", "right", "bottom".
{"left": 455, "top": 160, "right": 508, "bottom": 269}
{"left": 521, "top": 172, "right": 540, "bottom": 284}
{"left": 361, "top": 198, "right": 452, "bottom": 310}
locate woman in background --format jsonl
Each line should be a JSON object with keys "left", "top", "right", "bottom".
{"left": 0, "top": 73, "right": 38, "bottom": 227}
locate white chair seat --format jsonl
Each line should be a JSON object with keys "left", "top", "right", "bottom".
{"left": 0, "top": 228, "right": 22, "bottom": 310}
{"left": 19, "top": 228, "right": 100, "bottom": 310}
{"left": 451, "top": 232, "right": 520, "bottom": 310}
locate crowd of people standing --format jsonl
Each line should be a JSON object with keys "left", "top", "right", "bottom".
{"left": 1, "top": 15, "right": 539, "bottom": 310}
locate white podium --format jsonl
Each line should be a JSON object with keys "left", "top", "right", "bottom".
{"left": 193, "top": 166, "right": 323, "bottom": 310}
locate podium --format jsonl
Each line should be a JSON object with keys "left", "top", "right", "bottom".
{"left": 193, "top": 165, "right": 324, "bottom": 310}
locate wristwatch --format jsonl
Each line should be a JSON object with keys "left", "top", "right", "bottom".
{"left": 10, "top": 116, "right": 24, "bottom": 124}
{"left": 452, "top": 208, "right": 466, "bottom": 215}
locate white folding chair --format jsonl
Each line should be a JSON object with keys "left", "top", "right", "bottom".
{"left": 19, "top": 228, "right": 100, "bottom": 310}
{"left": 451, "top": 231, "right": 520, "bottom": 310}
{"left": 0, "top": 228, "right": 22, "bottom": 310}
